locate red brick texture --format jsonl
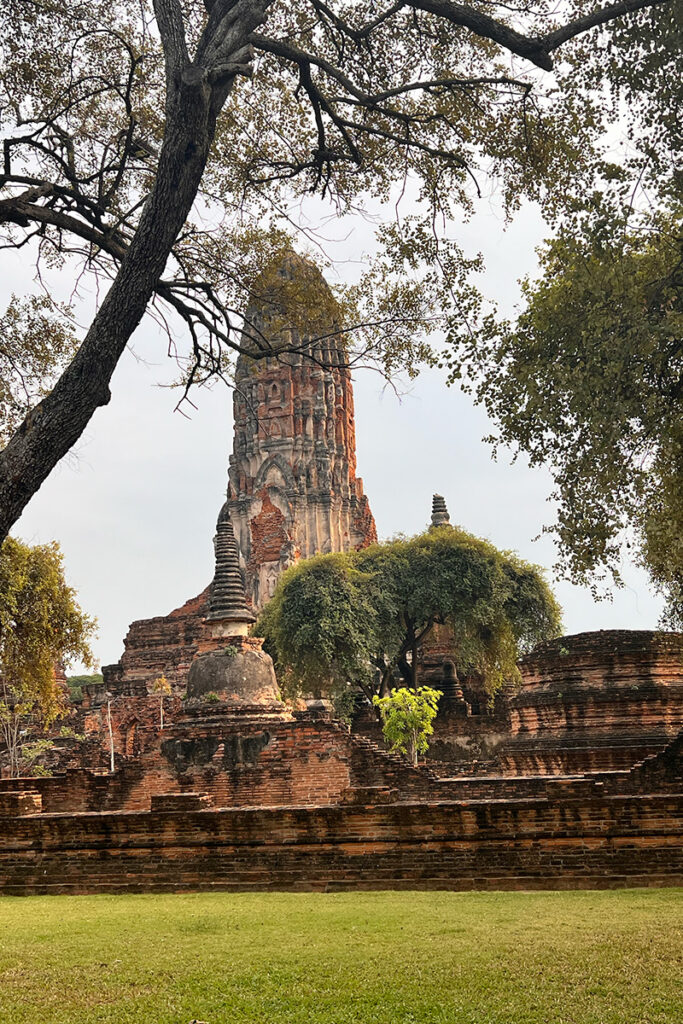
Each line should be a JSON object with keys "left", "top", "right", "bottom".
{"left": 101, "top": 589, "right": 209, "bottom": 695}
{"left": 0, "top": 713, "right": 680, "bottom": 895}
{"left": 0, "top": 793, "right": 680, "bottom": 896}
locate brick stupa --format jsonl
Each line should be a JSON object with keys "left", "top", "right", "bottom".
{"left": 187, "top": 502, "right": 282, "bottom": 712}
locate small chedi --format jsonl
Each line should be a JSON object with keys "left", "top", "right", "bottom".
{"left": 187, "top": 503, "right": 280, "bottom": 711}
{"left": 0, "top": 254, "right": 681, "bottom": 895}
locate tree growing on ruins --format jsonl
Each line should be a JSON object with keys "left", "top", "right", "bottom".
{"left": 0, "top": 537, "right": 96, "bottom": 777}
{"left": 258, "top": 526, "right": 562, "bottom": 700}
{"left": 0, "top": 0, "right": 676, "bottom": 543}
{"left": 373, "top": 686, "right": 442, "bottom": 766}
{"left": 152, "top": 674, "right": 172, "bottom": 729}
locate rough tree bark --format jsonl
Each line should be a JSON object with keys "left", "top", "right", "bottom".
{"left": 0, "top": 0, "right": 269, "bottom": 542}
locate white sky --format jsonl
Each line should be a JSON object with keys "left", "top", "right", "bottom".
{"left": 8, "top": 196, "right": 663, "bottom": 671}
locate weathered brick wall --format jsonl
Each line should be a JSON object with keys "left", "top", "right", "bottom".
{"left": 0, "top": 712, "right": 467, "bottom": 816}
{"left": 79, "top": 693, "right": 180, "bottom": 760}
{"left": 500, "top": 630, "right": 683, "bottom": 775}
{"left": 1, "top": 792, "right": 680, "bottom": 895}
{"left": 0, "top": 714, "right": 354, "bottom": 814}
{"left": 2, "top": 719, "right": 679, "bottom": 895}
{"left": 101, "top": 589, "right": 209, "bottom": 695}
{"left": 357, "top": 630, "right": 683, "bottom": 777}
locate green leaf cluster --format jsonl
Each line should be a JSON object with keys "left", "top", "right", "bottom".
{"left": 257, "top": 525, "right": 561, "bottom": 701}
{"left": 454, "top": 201, "right": 682, "bottom": 624}
{"left": 0, "top": 296, "right": 78, "bottom": 445}
{"left": 373, "top": 685, "right": 442, "bottom": 765}
{"left": 0, "top": 537, "right": 97, "bottom": 775}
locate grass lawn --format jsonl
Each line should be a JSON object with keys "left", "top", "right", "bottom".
{"left": 0, "top": 888, "right": 680, "bottom": 1024}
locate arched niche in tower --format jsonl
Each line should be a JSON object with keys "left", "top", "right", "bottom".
{"left": 254, "top": 453, "right": 296, "bottom": 495}
{"left": 253, "top": 457, "right": 296, "bottom": 529}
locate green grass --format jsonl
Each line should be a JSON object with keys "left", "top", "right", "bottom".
{"left": 0, "top": 889, "right": 681, "bottom": 1023}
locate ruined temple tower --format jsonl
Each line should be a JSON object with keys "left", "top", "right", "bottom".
{"left": 103, "top": 252, "right": 376, "bottom": 690}
{"left": 227, "top": 252, "right": 376, "bottom": 607}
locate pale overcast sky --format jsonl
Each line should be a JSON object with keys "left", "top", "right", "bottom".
{"left": 9, "top": 197, "right": 663, "bottom": 671}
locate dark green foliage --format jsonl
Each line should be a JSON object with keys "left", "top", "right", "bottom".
{"left": 258, "top": 526, "right": 561, "bottom": 699}
{"left": 440, "top": 9, "right": 683, "bottom": 624}
{"left": 66, "top": 673, "right": 103, "bottom": 704}
{"left": 452, "top": 201, "right": 682, "bottom": 624}
{"left": 258, "top": 554, "right": 383, "bottom": 697}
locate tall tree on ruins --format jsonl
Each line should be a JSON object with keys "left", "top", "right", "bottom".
{"left": 0, "top": 537, "right": 96, "bottom": 777}
{"left": 257, "top": 525, "right": 562, "bottom": 700}
{"left": 0, "top": 0, "right": 676, "bottom": 543}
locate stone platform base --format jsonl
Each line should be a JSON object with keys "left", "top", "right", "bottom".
{"left": 1, "top": 793, "right": 680, "bottom": 896}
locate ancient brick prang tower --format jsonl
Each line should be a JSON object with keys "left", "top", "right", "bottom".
{"left": 101, "top": 251, "right": 376, "bottom": 692}
{"left": 228, "top": 252, "right": 376, "bottom": 607}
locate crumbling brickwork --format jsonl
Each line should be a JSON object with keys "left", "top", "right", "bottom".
{"left": 1, "top": 667, "right": 680, "bottom": 894}
{"left": 502, "top": 630, "right": 683, "bottom": 774}
{"left": 101, "top": 589, "right": 209, "bottom": 695}
{"left": 229, "top": 253, "right": 376, "bottom": 608}
{"left": 360, "top": 630, "right": 683, "bottom": 777}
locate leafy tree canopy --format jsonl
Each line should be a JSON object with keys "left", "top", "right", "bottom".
{"left": 0, "top": 0, "right": 677, "bottom": 541}
{"left": 0, "top": 536, "right": 96, "bottom": 776}
{"left": 449, "top": 194, "right": 682, "bottom": 625}
{"left": 441, "top": 5, "right": 682, "bottom": 622}
{"left": 0, "top": 537, "right": 96, "bottom": 718}
{"left": 257, "top": 524, "right": 562, "bottom": 700}
{"left": 66, "top": 671, "right": 104, "bottom": 703}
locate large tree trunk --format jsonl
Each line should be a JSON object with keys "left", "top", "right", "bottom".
{"left": 0, "top": 2, "right": 267, "bottom": 542}
{"left": 0, "top": 94, "right": 210, "bottom": 539}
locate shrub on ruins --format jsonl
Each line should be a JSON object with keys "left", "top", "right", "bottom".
{"left": 152, "top": 674, "right": 172, "bottom": 729}
{"left": 258, "top": 525, "right": 562, "bottom": 702}
{"left": 0, "top": 0, "right": 677, "bottom": 544}
{"left": 373, "top": 686, "right": 442, "bottom": 766}
{"left": 0, "top": 537, "right": 96, "bottom": 777}
{"left": 257, "top": 552, "right": 384, "bottom": 699}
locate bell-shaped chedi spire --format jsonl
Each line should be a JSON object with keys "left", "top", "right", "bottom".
{"left": 206, "top": 502, "right": 256, "bottom": 633}
{"left": 188, "top": 503, "right": 283, "bottom": 712}
{"left": 431, "top": 494, "right": 450, "bottom": 528}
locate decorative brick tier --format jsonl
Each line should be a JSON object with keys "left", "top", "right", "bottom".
{"left": 501, "top": 630, "right": 683, "bottom": 774}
